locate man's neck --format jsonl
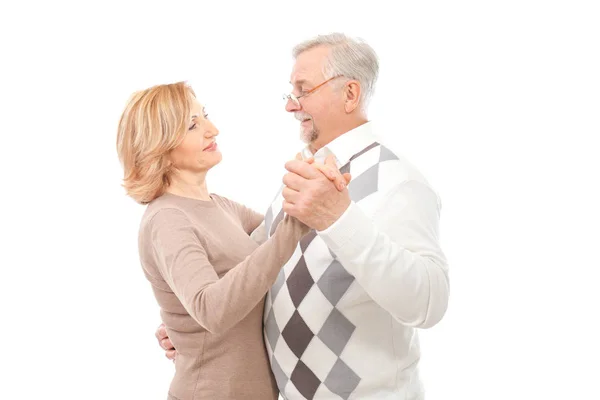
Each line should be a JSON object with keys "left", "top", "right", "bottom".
{"left": 309, "top": 118, "right": 368, "bottom": 153}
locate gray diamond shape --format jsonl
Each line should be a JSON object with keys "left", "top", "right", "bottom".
{"left": 270, "top": 269, "right": 286, "bottom": 301}
{"left": 264, "top": 206, "right": 273, "bottom": 237}
{"left": 286, "top": 256, "right": 314, "bottom": 308}
{"left": 328, "top": 247, "right": 337, "bottom": 259}
{"left": 348, "top": 163, "right": 379, "bottom": 203}
{"left": 379, "top": 145, "right": 399, "bottom": 162}
{"left": 317, "top": 260, "right": 355, "bottom": 306}
{"left": 270, "top": 208, "right": 285, "bottom": 236}
{"left": 264, "top": 308, "right": 280, "bottom": 351}
{"left": 324, "top": 358, "right": 361, "bottom": 400}
{"left": 300, "top": 230, "right": 317, "bottom": 252}
{"left": 270, "top": 356, "right": 289, "bottom": 394}
{"left": 340, "top": 163, "right": 351, "bottom": 175}
{"left": 339, "top": 141, "right": 380, "bottom": 177}
{"left": 350, "top": 142, "right": 379, "bottom": 161}
{"left": 318, "top": 308, "right": 355, "bottom": 356}
{"left": 290, "top": 360, "right": 321, "bottom": 400}
{"left": 282, "top": 311, "right": 314, "bottom": 358}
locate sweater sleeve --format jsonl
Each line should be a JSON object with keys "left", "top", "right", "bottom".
{"left": 236, "top": 203, "right": 264, "bottom": 235}
{"left": 149, "top": 208, "right": 308, "bottom": 334}
{"left": 217, "top": 196, "right": 264, "bottom": 235}
{"left": 317, "top": 180, "right": 449, "bottom": 328}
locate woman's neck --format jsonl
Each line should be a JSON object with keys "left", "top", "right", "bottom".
{"left": 166, "top": 170, "right": 211, "bottom": 201}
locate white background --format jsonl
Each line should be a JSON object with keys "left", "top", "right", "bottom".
{"left": 1, "top": 1, "right": 599, "bottom": 399}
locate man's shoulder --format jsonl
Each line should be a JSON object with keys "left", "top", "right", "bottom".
{"left": 354, "top": 139, "right": 432, "bottom": 188}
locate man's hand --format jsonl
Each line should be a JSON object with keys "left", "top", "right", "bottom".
{"left": 295, "top": 152, "right": 351, "bottom": 191}
{"left": 155, "top": 323, "right": 176, "bottom": 362}
{"left": 283, "top": 154, "right": 352, "bottom": 231}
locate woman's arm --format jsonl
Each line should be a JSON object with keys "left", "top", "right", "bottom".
{"left": 148, "top": 208, "right": 308, "bottom": 335}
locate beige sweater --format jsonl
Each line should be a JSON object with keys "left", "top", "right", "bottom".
{"left": 138, "top": 192, "right": 309, "bottom": 400}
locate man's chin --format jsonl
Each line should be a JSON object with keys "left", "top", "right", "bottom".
{"left": 300, "top": 128, "right": 318, "bottom": 144}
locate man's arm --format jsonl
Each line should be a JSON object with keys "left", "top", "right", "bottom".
{"left": 282, "top": 161, "right": 449, "bottom": 328}
{"left": 317, "top": 180, "right": 449, "bottom": 328}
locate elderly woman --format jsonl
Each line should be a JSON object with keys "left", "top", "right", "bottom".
{"left": 116, "top": 81, "right": 346, "bottom": 400}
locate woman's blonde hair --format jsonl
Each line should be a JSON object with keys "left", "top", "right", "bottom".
{"left": 116, "top": 81, "right": 196, "bottom": 204}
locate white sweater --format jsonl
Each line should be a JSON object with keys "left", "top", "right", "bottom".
{"left": 260, "top": 121, "right": 449, "bottom": 399}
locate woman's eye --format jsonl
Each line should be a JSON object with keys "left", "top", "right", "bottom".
{"left": 188, "top": 123, "right": 196, "bottom": 130}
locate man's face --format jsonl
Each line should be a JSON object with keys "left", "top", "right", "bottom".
{"left": 286, "top": 46, "right": 344, "bottom": 146}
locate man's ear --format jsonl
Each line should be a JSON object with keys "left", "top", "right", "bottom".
{"left": 344, "top": 80, "right": 361, "bottom": 113}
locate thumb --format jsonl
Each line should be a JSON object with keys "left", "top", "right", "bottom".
{"left": 343, "top": 173, "right": 352, "bottom": 184}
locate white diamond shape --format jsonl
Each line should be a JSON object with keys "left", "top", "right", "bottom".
{"left": 273, "top": 336, "right": 299, "bottom": 378}
{"left": 297, "top": 286, "right": 334, "bottom": 333}
{"left": 272, "top": 284, "right": 296, "bottom": 330}
{"left": 300, "top": 336, "right": 339, "bottom": 382}
{"left": 302, "top": 236, "right": 333, "bottom": 282}
{"left": 283, "top": 377, "right": 307, "bottom": 400}
{"left": 283, "top": 245, "right": 304, "bottom": 278}
{"left": 313, "top": 382, "right": 338, "bottom": 399}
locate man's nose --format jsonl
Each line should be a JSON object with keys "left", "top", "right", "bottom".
{"left": 285, "top": 97, "right": 301, "bottom": 113}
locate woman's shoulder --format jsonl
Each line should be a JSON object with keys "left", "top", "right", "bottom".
{"left": 209, "top": 193, "right": 244, "bottom": 212}
{"left": 140, "top": 194, "right": 193, "bottom": 229}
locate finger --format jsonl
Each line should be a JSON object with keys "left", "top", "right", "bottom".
{"left": 166, "top": 349, "right": 176, "bottom": 360}
{"left": 312, "top": 163, "right": 347, "bottom": 191}
{"left": 156, "top": 324, "right": 167, "bottom": 340}
{"left": 282, "top": 172, "right": 306, "bottom": 191}
{"left": 284, "top": 160, "right": 320, "bottom": 179}
{"left": 295, "top": 150, "right": 315, "bottom": 163}
{"left": 311, "top": 163, "right": 336, "bottom": 180}
{"left": 282, "top": 200, "right": 295, "bottom": 216}
{"left": 343, "top": 172, "right": 352, "bottom": 184}
{"left": 161, "top": 338, "right": 174, "bottom": 351}
{"left": 324, "top": 155, "right": 345, "bottom": 190}
{"left": 324, "top": 154, "right": 338, "bottom": 169}
{"left": 333, "top": 173, "right": 347, "bottom": 191}
{"left": 323, "top": 155, "right": 346, "bottom": 187}
{"left": 281, "top": 186, "right": 299, "bottom": 204}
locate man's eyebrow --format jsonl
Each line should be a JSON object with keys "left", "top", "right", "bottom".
{"left": 290, "top": 79, "right": 308, "bottom": 86}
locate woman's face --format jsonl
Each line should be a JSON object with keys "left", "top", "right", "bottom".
{"left": 169, "top": 98, "right": 221, "bottom": 173}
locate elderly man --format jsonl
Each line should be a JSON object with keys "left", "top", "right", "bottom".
{"left": 158, "top": 32, "right": 449, "bottom": 399}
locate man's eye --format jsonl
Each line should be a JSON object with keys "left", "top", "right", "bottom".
{"left": 203, "top": 113, "right": 209, "bottom": 119}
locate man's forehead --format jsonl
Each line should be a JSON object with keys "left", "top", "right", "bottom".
{"left": 289, "top": 62, "right": 322, "bottom": 85}
{"left": 289, "top": 46, "right": 329, "bottom": 85}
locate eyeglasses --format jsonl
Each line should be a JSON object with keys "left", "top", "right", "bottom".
{"left": 283, "top": 76, "right": 343, "bottom": 107}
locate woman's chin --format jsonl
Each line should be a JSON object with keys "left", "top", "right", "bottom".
{"left": 207, "top": 152, "right": 223, "bottom": 168}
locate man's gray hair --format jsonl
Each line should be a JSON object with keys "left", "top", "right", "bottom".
{"left": 293, "top": 32, "right": 379, "bottom": 110}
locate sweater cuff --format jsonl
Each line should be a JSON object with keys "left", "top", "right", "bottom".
{"left": 317, "top": 202, "right": 375, "bottom": 258}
